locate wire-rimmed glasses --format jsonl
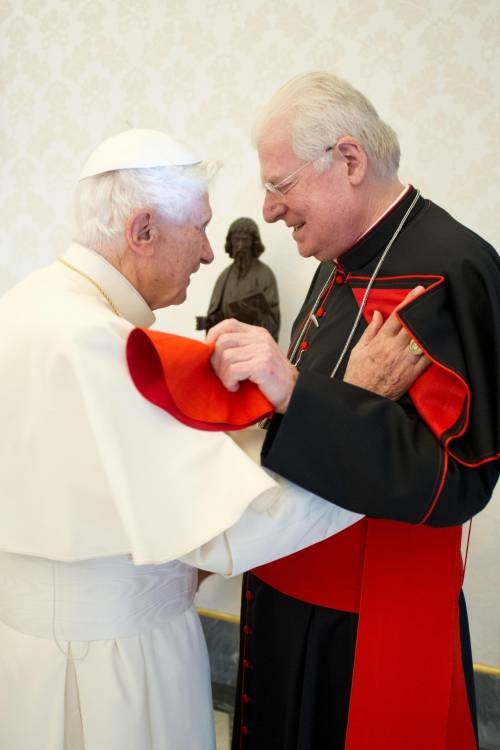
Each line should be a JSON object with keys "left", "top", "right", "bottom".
{"left": 263, "top": 145, "right": 335, "bottom": 199}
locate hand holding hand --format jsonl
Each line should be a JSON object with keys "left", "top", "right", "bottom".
{"left": 207, "top": 319, "right": 298, "bottom": 413}
{"left": 343, "top": 287, "right": 430, "bottom": 400}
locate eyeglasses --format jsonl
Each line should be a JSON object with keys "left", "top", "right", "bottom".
{"left": 263, "top": 145, "right": 335, "bottom": 199}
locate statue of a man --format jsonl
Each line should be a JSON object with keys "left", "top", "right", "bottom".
{"left": 196, "top": 217, "right": 280, "bottom": 340}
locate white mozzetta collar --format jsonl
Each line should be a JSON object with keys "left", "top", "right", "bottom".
{"left": 60, "top": 243, "right": 155, "bottom": 328}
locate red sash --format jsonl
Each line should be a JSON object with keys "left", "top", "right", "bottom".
{"left": 252, "top": 515, "right": 476, "bottom": 749}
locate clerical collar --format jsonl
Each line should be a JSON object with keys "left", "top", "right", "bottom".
{"left": 60, "top": 243, "right": 156, "bottom": 328}
{"left": 338, "top": 185, "right": 425, "bottom": 272}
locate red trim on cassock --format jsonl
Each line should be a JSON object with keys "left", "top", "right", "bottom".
{"left": 126, "top": 328, "right": 273, "bottom": 431}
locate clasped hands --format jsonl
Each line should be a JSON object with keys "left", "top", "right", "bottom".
{"left": 207, "top": 287, "right": 430, "bottom": 413}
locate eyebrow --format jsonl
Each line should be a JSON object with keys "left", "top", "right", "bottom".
{"left": 261, "top": 168, "right": 299, "bottom": 187}
{"left": 261, "top": 174, "right": 281, "bottom": 187}
{"left": 260, "top": 166, "right": 280, "bottom": 185}
{"left": 262, "top": 146, "right": 334, "bottom": 187}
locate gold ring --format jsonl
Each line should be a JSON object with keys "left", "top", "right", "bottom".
{"left": 408, "top": 339, "right": 424, "bottom": 356}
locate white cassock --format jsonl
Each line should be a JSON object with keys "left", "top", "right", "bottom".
{"left": 0, "top": 243, "right": 361, "bottom": 750}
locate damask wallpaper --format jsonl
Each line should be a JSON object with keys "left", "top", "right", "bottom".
{"left": 1, "top": 0, "right": 499, "bottom": 665}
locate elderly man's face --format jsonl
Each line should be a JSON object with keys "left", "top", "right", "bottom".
{"left": 150, "top": 193, "right": 214, "bottom": 308}
{"left": 258, "top": 125, "right": 361, "bottom": 262}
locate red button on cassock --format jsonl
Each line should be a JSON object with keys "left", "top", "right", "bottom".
{"left": 316, "top": 307, "right": 325, "bottom": 318}
{"left": 242, "top": 693, "right": 252, "bottom": 704}
{"left": 336, "top": 275, "right": 344, "bottom": 284}
{"left": 299, "top": 341, "right": 309, "bottom": 351}
{"left": 245, "top": 590, "right": 254, "bottom": 601}
{"left": 243, "top": 659, "right": 253, "bottom": 670}
{"left": 243, "top": 625, "right": 253, "bottom": 635}
{"left": 241, "top": 726, "right": 250, "bottom": 736}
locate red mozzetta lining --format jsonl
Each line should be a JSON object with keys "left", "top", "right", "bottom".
{"left": 350, "top": 282, "right": 469, "bottom": 443}
{"left": 352, "top": 279, "right": 499, "bottom": 468}
{"left": 126, "top": 328, "right": 273, "bottom": 431}
{"left": 351, "top": 281, "right": 498, "bottom": 468}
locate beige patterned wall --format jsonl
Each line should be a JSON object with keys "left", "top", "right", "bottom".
{"left": 1, "top": 0, "right": 499, "bottom": 664}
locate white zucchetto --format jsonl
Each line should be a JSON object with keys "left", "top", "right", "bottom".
{"left": 79, "top": 128, "right": 201, "bottom": 180}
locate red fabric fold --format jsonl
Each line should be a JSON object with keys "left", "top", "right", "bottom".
{"left": 126, "top": 328, "right": 273, "bottom": 431}
{"left": 345, "top": 521, "right": 474, "bottom": 750}
{"left": 351, "top": 285, "right": 468, "bottom": 441}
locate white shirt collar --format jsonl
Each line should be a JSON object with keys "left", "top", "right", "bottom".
{"left": 61, "top": 243, "right": 155, "bottom": 328}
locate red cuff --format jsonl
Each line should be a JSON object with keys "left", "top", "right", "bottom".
{"left": 126, "top": 328, "right": 273, "bottom": 431}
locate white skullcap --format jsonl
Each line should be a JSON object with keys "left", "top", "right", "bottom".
{"left": 79, "top": 129, "right": 201, "bottom": 180}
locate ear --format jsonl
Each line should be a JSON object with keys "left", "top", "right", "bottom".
{"left": 126, "top": 209, "right": 155, "bottom": 257}
{"left": 336, "top": 137, "right": 368, "bottom": 186}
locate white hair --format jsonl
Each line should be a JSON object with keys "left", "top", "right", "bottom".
{"left": 73, "top": 162, "right": 216, "bottom": 253}
{"left": 252, "top": 71, "right": 400, "bottom": 178}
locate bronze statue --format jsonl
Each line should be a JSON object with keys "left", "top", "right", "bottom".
{"left": 196, "top": 217, "right": 280, "bottom": 341}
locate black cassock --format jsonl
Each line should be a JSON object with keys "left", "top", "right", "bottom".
{"left": 232, "top": 187, "right": 500, "bottom": 750}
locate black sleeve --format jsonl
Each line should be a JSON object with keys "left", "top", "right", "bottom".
{"left": 261, "top": 370, "right": 499, "bottom": 526}
{"left": 427, "top": 455, "right": 499, "bottom": 526}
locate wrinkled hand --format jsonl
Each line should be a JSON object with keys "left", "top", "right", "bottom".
{"left": 206, "top": 319, "right": 298, "bottom": 413}
{"left": 343, "top": 287, "right": 430, "bottom": 400}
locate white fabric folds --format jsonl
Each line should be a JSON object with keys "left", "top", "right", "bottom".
{"left": 183, "top": 471, "right": 363, "bottom": 575}
{"left": 0, "top": 552, "right": 214, "bottom": 750}
{"left": 0, "top": 244, "right": 277, "bottom": 564}
{"left": 0, "top": 553, "right": 196, "bottom": 641}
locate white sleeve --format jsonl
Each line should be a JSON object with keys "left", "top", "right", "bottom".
{"left": 181, "top": 473, "right": 363, "bottom": 576}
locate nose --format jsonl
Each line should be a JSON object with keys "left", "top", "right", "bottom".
{"left": 200, "top": 237, "right": 214, "bottom": 265}
{"left": 262, "top": 190, "right": 286, "bottom": 224}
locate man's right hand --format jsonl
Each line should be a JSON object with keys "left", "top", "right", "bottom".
{"left": 207, "top": 319, "right": 297, "bottom": 413}
{"left": 343, "top": 287, "right": 430, "bottom": 400}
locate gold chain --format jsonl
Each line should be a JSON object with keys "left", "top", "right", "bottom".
{"left": 57, "top": 257, "right": 121, "bottom": 317}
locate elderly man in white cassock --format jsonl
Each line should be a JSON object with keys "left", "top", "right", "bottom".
{"left": 0, "top": 130, "right": 363, "bottom": 750}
